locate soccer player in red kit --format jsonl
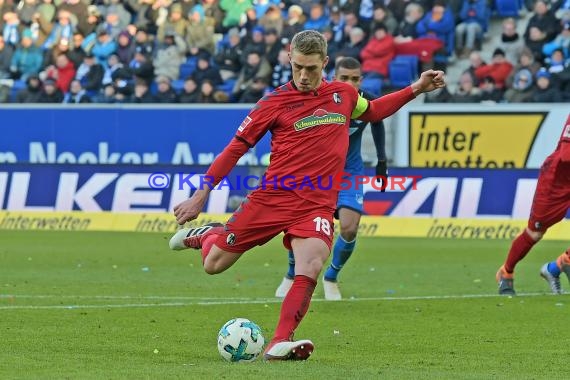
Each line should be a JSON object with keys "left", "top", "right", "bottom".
{"left": 497, "top": 114, "right": 570, "bottom": 295}
{"left": 170, "top": 30, "right": 446, "bottom": 360}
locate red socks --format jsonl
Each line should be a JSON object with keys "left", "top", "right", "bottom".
{"left": 200, "top": 227, "right": 224, "bottom": 263}
{"left": 272, "top": 275, "right": 317, "bottom": 342}
{"left": 504, "top": 229, "right": 537, "bottom": 273}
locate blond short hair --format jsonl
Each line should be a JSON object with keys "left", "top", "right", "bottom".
{"left": 290, "top": 30, "right": 327, "bottom": 60}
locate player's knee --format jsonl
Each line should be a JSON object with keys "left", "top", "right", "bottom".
{"left": 526, "top": 228, "right": 544, "bottom": 241}
{"left": 340, "top": 228, "right": 357, "bottom": 242}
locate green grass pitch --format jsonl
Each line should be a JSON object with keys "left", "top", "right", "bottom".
{"left": 1, "top": 230, "right": 569, "bottom": 379}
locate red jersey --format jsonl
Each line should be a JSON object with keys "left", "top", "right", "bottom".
{"left": 235, "top": 80, "right": 360, "bottom": 209}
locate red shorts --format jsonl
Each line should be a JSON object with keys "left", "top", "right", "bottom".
{"left": 214, "top": 189, "right": 335, "bottom": 254}
{"left": 528, "top": 157, "right": 570, "bottom": 232}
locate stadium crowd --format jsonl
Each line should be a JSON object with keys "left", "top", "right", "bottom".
{"left": 0, "top": 0, "right": 569, "bottom": 103}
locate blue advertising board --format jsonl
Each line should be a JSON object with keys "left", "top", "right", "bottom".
{"left": 0, "top": 164, "right": 555, "bottom": 219}
{"left": 0, "top": 106, "right": 270, "bottom": 165}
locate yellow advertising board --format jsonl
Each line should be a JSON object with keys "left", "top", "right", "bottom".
{"left": 2, "top": 211, "right": 570, "bottom": 241}
{"left": 409, "top": 113, "right": 546, "bottom": 168}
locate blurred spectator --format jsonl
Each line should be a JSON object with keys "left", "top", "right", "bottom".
{"left": 241, "top": 25, "right": 265, "bottom": 63}
{"left": 191, "top": 52, "right": 222, "bottom": 85}
{"left": 128, "top": 0, "right": 158, "bottom": 35}
{"left": 30, "top": 2, "right": 55, "bottom": 48}
{"left": 553, "top": 0, "right": 570, "bottom": 21}
{"left": 2, "top": 11, "right": 20, "bottom": 47}
{"left": 213, "top": 27, "right": 242, "bottom": 81}
{"left": 450, "top": 71, "right": 481, "bottom": 102}
{"left": 259, "top": 4, "right": 283, "bottom": 36}
{"left": 530, "top": 67, "right": 564, "bottom": 101}
{"left": 15, "top": 73, "right": 42, "bottom": 102}
{"left": 75, "top": 53, "right": 104, "bottom": 93}
{"left": 304, "top": 3, "right": 328, "bottom": 31}
{"left": 524, "top": 0, "right": 561, "bottom": 63}
{"left": 42, "top": 52, "right": 76, "bottom": 93}
{"left": 479, "top": 76, "right": 504, "bottom": 103}
{"left": 505, "top": 47, "right": 541, "bottom": 88}
{"left": 497, "top": 17, "right": 525, "bottom": 65}
{"left": 232, "top": 50, "right": 271, "bottom": 99}
{"left": 197, "top": 78, "right": 217, "bottom": 102}
{"left": 394, "top": 3, "right": 423, "bottom": 42}
{"left": 179, "top": 76, "right": 199, "bottom": 103}
{"left": 504, "top": 68, "right": 534, "bottom": 103}
{"left": 153, "top": 30, "right": 185, "bottom": 80}
{"left": 542, "top": 20, "right": 570, "bottom": 59}
{"left": 154, "top": 75, "right": 179, "bottom": 102}
{"left": 271, "top": 48, "right": 292, "bottom": 88}
{"left": 42, "top": 10, "right": 75, "bottom": 51}
{"left": 18, "top": 0, "right": 37, "bottom": 25}
{"left": 474, "top": 48, "right": 513, "bottom": 89}
{"left": 545, "top": 48, "right": 568, "bottom": 73}
{"left": 219, "top": 0, "right": 253, "bottom": 29}
{"left": 337, "top": 26, "right": 367, "bottom": 60}
{"left": 202, "top": 0, "right": 225, "bottom": 33}
{"left": 360, "top": 23, "right": 396, "bottom": 78}
{"left": 89, "top": 27, "right": 118, "bottom": 67}
{"left": 129, "top": 50, "right": 154, "bottom": 83}
{"left": 157, "top": 3, "right": 189, "bottom": 44}
{"left": 322, "top": 26, "right": 341, "bottom": 72}
{"left": 83, "top": 5, "right": 102, "bottom": 37}
{"left": 263, "top": 28, "right": 282, "bottom": 67}
{"left": 370, "top": 4, "right": 399, "bottom": 36}
{"left": 416, "top": 0, "right": 455, "bottom": 60}
{"left": 464, "top": 50, "right": 487, "bottom": 85}
{"left": 327, "top": 6, "right": 345, "bottom": 45}
{"left": 62, "top": 79, "right": 91, "bottom": 103}
{"left": 132, "top": 78, "right": 156, "bottom": 103}
{"left": 186, "top": 4, "right": 215, "bottom": 56}
{"left": 116, "top": 30, "right": 136, "bottom": 66}
{"left": 10, "top": 29, "right": 42, "bottom": 80}
{"left": 393, "top": 3, "right": 444, "bottom": 67}
{"left": 387, "top": 0, "right": 409, "bottom": 23}
{"left": 92, "top": 83, "right": 117, "bottom": 103}
{"left": 58, "top": 0, "right": 89, "bottom": 37}
{"left": 0, "top": 34, "right": 12, "bottom": 78}
{"left": 281, "top": 4, "right": 304, "bottom": 42}
{"left": 38, "top": 76, "right": 63, "bottom": 102}
{"left": 102, "top": 53, "right": 124, "bottom": 85}
{"left": 455, "top": 0, "right": 488, "bottom": 58}
{"left": 238, "top": 75, "right": 268, "bottom": 103}
{"left": 68, "top": 33, "right": 87, "bottom": 67}
{"left": 342, "top": 11, "right": 360, "bottom": 40}
{"left": 358, "top": 0, "right": 375, "bottom": 30}
{"left": 133, "top": 27, "right": 154, "bottom": 58}
{"left": 99, "top": 0, "right": 132, "bottom": 37}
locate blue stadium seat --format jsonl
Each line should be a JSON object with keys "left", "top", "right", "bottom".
{"left": 360, "top": 76, "right": 382, "bottom": 97}
{"left": 171, "top": 79, "right": 185, "bottom": 92}
{"left": 179, "top": 63, "right": 196, "bottom": 80}
{"left": 9, "top": 80, "right": 26, "bottom": 102}
{"left": 393, "top": 55, "right": 419, "bottom": 77}
{"left": 389, "top": 60, "right": 415, "bottom": 88}
{"left": 495, "top": 0, "right": 520, "bottom": 17}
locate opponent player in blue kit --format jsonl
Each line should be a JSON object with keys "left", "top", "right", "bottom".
{"left": 275, "top": 56, "right": 389, "bottom": 300}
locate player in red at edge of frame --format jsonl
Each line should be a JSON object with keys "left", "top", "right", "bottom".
{"left": 169, "top": 30, "right": 446, "bottom": 361}
{"left": 497, "top": 114, "right": 570, "bottom": 295}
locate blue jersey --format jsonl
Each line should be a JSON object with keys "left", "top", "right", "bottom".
{"left": 344, "top": 91, "right": 381, "bottom": 176}
{"left": 337, "top": 91, "right": 385, "bottom": 214}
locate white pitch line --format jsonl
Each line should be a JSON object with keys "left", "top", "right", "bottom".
{"left": 0, "top": 294, "right": 253, "bottom": 300}
{"left": 0, "top": 292, "right": 561, "bottom": 310}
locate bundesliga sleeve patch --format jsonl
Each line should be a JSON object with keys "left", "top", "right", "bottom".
{"left": 238, "top": 116, "right": 252, "bottom": 132}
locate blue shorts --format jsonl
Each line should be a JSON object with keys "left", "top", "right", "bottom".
{"left": 336, "top": 174, "right": 364, "bottom": 216}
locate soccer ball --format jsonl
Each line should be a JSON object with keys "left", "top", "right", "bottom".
{"left": 217, "top": 318, "right": 265, "bottom": 362}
